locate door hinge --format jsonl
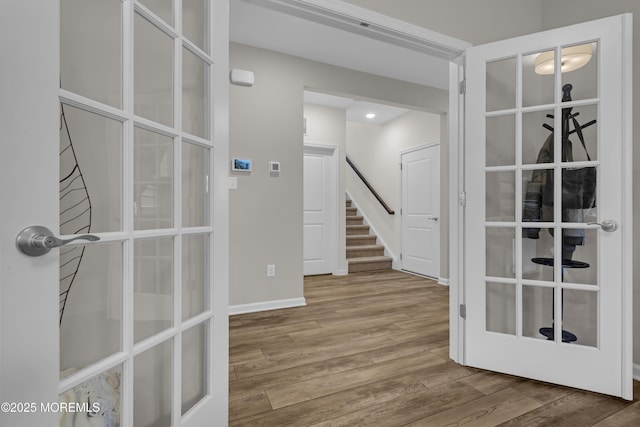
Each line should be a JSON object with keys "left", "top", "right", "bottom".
{"left": 458, "top": 191, "right": 466, "bottom": 207}
{"left": 459, "top": 304, "right": 466, "bottom": 319}
{"left": 399, "top": 162, "right": 403, "bottom": 170}
{"left": 459, "top": 79, "right": 466, "bottom": 94}
{"left": 400, "top": 208, "right": 403, "bottom": 215}
{"left": 399, "top": 253, "right": 402, "bottom": 260}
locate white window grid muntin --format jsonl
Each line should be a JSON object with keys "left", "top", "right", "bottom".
{"left": 59, "top": 0, "right": 216, "bottom": 423}
{"left": 483, "top": 47, "right": 601, "bottom": 343}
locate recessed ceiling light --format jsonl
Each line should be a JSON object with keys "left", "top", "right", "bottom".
{"left": 365, "top": 113, "right": 376, "bottom": 119}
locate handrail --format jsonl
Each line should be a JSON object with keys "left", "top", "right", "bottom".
{"left": 346, "top": 156, "right": 395, "bottom": 215}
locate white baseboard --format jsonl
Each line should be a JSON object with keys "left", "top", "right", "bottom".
{"left": 634, "top": 363, "right": 640, "bottom": 381}
{"left": 334, "top": 268, "right": 349, "bottom": 276}
{"left": 438, "top": 277, "right": 450, "bottom": 286}
{"left": 229, "top": 297, "right": 306, "bottom": 316}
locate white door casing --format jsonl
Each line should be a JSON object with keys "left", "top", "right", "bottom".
{"left": 401, "top": 144, "right": 441, "bottom": 279}
{"left": 0, "top": 1, "right": 229, "bottom": 426}
{"left": 303, "top": 144, "right": 338, "bottom": 276}
{"left": 464, "top": 14, "right": 633, "bottom": 399}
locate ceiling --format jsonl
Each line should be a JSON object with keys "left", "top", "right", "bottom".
{"left": 304, "top": 91, "right": 409, "bottom": 125}
{"left": 229, "top": 0, "right": 450, "bottom": 122}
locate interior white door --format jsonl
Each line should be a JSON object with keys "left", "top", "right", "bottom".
{"left": 464, "top": 14, "right": 632, "bottom": 398}
{"left": 303, "top": 144, "right": 337, "bottom": 275}
{"left": 0, "top": 1, "right": 230, "bottom": 426}
{"left": 401, "top": 144, "right": 440, "bottom": 278}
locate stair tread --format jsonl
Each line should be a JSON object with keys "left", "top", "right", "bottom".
{"left": 347, "top": 244, "right": 383, "bottom": 250}
{"left": 346, "top": 234, "right": 375, "bottom": 239}
{"left": 348, "top": 255, "right": 393, "bottom": 264}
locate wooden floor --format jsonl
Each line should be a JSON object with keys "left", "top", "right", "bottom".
{"left": 229, "top": 270, "right": 640, "bottom": 426}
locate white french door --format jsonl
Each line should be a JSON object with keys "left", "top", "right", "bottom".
{"left": 401, "top": 144, "right": 440, "bottom": 279}
{"left": 0, "top": 1, "right": 229, "bottom": 426}
{"left": 464, "top": 15, "right": 632, "bottom": 398}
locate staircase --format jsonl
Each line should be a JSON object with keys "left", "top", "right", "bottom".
{"left": 346, "top": 200, "right": 392, "bottom": 273}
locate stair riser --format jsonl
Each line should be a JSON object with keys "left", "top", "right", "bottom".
{"left": 349, "top": 260, "right": 392, "bottom": 273}
{"left": 346, "top": 207, "right": 357, "bottom": 216}
{"left": 347, "top": 248, "right": 385, "bottom": 258}
{"left": 346, "top": 236, "right": 377, "bottom": 246}
{"left": 346, "top": 217, "right": 363, "bottom": 226}
{"left": 346, "top": 227, "right": 369, "bottom": 236}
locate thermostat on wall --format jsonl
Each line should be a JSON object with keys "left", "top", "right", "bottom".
{"left": 269, "top": 161, "right": 280, "bottom": 173}
{"left": 232, "top": 158, "right": 252, "bottom": 172}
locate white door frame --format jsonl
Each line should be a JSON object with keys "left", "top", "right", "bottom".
{"left": 399, "top": 142, "right": 441, "bottom": 280}
{"left": 303, "top": 142, "right": 341, "bottom": 275}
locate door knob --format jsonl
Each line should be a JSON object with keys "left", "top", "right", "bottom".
{"left": 16, "top": 225, "right": 100, "bottom": 257}
{"left": 587, "top": 219, "right": 618, "bottom": 232}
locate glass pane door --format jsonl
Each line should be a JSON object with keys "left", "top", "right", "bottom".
{"left": 59, "top": 0, "right": 218, "bottom": 424}
{"left": 465, "top": 15, "right": 631, "bottom": 398}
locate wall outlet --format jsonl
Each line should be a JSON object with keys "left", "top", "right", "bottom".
{"left": 267, "top": 264, "right": 276, "bottom": 277}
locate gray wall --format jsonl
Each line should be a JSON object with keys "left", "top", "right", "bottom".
{"left": 229, "top": 42, "right": 448, "bottom": 307}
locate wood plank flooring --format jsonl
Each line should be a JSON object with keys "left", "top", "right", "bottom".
{"left": 229, "top": 270, "right": 640, "bottom": 426}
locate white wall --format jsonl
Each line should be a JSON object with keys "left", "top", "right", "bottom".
{"left": 303, "top": 103, "right": 349, "bottom": 274}
{"left": 229, "top": 42, "right": 448, "bottom": 308}
{"left": 346, "top": 111, "right": 440, "bottom": 258}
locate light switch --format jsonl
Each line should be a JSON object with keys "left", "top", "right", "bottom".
{"left": 228, "top": 176, "right": 238, "bottom": 190}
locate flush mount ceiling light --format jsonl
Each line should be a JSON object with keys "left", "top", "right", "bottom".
{"left": 534, "top": 43, "right": 593, "bottom": 75}
{"left": 365, "top": 113, "right": 376, "bottom": 119}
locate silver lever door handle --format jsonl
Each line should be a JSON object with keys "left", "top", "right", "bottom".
{"left": 587, "top": 219, "right": 618, "bottom": 232}
{"left": 16, "top": 225, "right": 100, "bottom": 257}
{"left": 427, "top": 216, "right": 439, "bottom": 222}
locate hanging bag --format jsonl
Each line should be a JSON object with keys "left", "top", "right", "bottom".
{"left": 543, "top": 116, "right": 597, "bottom": 209}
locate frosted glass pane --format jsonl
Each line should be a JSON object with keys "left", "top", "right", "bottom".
{"left": 486, "top": 282, "right": 516, "bottom": 335}
{"left": 182, "top": 323, "right": 207, "bottom": 415}
{"left": 135, "top": 13, "right": 174, "bottom": 127}
{"left": 486, "top": 171, "right": 515, "bottom": 222}
{"left": 134, "top": 238, "right": 174, "bottom": 343}
{"left": 486, "top": 114, "right": 515, "bottom": 167}
{"left": 522, "top": 169, "right": 554, "bottom": 226}
{"left": 523, "top": 49, "right": 555, "bottom": 107}
{"left": 60, "top": 105, "right": 122, "bottom": 234}
{"left": 134, "top": 340, "right": 173, "bottom": 427}
{"left": 486, "top": 227, "right": 515, "bottom": 279}
{"left": 486, "top": 57, "right": 516, "bottom": 111}
{"left": 182, "top": 234, "right": 209, "bottom": 320}
{"left": 182, "top": 142, "right": 209, "bottom": 227}
{"left": 561, "top": 42, "right": 598, "bottom": 102}
{"left": 183, "top": 0, "right": 208, "bottom": 52}
{"left": 60, "top": 243, "right": 122, "bottom": 372}
{"left": 563, "top": 289, "right": 597, "bottom": 347}
{"left": 134, "top": 127, "right": 174, "bottom": 230}
{"left": 561, "top": 228, "right": 597, "bottom": 285}
{"left": 183, "top": 47, "right": 209, "bottom": 138}
{"left": 61, "top": 0, "right": 122, "bottom": 107}
{"left": 522, "top": 109, "right": 554, "bottom": 165}
{"left": 522, "top": 285, "right": 554, "bottom": 341}
{"left": 60, "top": 366, "right": 122, "bottom": 427}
